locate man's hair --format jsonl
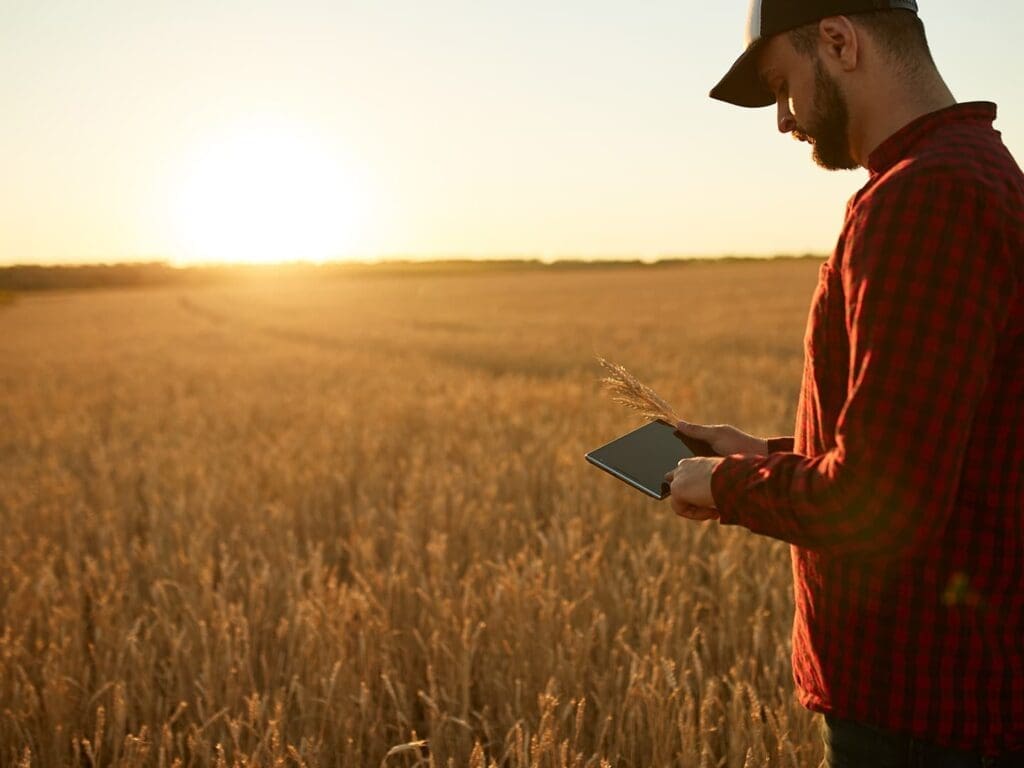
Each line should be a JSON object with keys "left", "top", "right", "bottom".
{"left": 788, "top": 9, "right": 934, "bottom": 71}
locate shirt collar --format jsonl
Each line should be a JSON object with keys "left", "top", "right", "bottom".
{"left": 866, "top": 101, "right": 998, "bottom": 176}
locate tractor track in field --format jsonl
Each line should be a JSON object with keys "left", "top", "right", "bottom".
{"left": 175, "top": 294, "right": 575, "bottom": 379}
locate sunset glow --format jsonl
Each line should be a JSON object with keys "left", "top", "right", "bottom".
{"left": 1, "top": 1, "right": 1020, "bottom": 266}
{"left": 171, "top": 123, "right": 365, "bottom": 265}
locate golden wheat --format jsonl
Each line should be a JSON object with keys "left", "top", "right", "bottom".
{"left": 0, "top": 259, "right": 824, "bottom": 767}
{"left": 596, "top": 357, "right": 680, "bottom": 425}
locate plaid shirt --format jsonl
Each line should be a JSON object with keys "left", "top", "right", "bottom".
{"left": 711, "top": 102, "right": 1024, "bottom": 755}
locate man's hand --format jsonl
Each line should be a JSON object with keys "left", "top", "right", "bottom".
{"left": 664, "top": 456, "right": 725, "bottom": 521}
{"left": 675, "top": 420, "right": 767, "bottom": 456}
{"left": 665, "top": 419, "right": 767, "bottom": 521}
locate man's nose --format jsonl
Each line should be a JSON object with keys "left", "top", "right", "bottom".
{"left": 777, "top": 98, "right": 797, "bottom": 134}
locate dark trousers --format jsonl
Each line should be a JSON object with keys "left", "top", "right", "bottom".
{"left": 821, "top": 713, "right": 1024, "bottom": 768}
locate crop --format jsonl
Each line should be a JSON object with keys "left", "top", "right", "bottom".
{"left": 0, "top": 259, "right": 824, "bottom": 767}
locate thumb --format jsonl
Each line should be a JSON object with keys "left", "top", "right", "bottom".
{"left": 676, "top": 419, "right": 706, "bottom": 435}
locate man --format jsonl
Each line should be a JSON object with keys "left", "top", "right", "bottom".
{"left": 663, "top": 1, "right": 1024, "bottom": 765}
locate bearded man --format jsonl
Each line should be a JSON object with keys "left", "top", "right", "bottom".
{"left": 663, "top": 1, "right": 1024, "bottom": 766}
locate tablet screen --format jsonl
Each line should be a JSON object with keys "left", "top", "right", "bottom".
{"left": 585, "top": 420, "right": 715, "bottom": 499}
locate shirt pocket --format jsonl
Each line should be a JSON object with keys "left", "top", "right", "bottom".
{"left": 805, "top": 261, "right": 846, "bottom": 365}
{"left": 803, "top": 261, "right": 850, "bottom": 444}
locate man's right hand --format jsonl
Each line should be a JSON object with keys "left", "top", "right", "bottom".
{"left": 675, "top": 420, "right": 768, "bottom": 457}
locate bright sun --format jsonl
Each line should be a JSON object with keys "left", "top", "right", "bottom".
{"left": 172, "top": 122, "right": 365, "bottom": 264}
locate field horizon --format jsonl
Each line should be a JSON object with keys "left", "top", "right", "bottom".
{"left": 0, "top": 254, "right": 827, "bottom": 294}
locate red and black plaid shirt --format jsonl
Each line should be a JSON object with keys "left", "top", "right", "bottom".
{"left": 711, "top": 102, "right": 1024, "bottom": 755}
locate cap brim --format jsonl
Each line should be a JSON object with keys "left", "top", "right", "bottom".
{"left": 710, "top": 40, "right": 774, "bottom": 108}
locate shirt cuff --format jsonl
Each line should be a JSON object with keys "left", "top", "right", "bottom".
{"left": 766, "top": 436, "right": 795, "bottom": 453}
{"left": 711, "top": 454, "right": 758, "bottom": 527}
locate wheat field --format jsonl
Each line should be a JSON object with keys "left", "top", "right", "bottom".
{"left": 0, "top": 258, "right": 829, "bottom": 767}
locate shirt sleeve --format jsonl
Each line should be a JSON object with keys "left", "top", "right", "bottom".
{"left": 710, "top": 170, "right": 1014, "bottom": 559}
{"left": 766, "top": 437, "right": 795, "bottom": 453}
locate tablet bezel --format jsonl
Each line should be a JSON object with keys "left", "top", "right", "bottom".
{"left": 584, "top": 419, "right": 715, "bottom": 500}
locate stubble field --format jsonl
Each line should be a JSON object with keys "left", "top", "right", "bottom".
{"left": 1, "top": 258, "right": 826, "bottom": 767}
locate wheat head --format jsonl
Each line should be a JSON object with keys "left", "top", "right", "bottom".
{"left": 596, "top": 357, "right": 679, "bottom": 425}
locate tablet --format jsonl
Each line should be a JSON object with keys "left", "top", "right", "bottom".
{"left": 585, "top": 419, "right": 717, "bottom": 500}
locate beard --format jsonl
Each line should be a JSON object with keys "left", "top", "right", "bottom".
{"left": 793, "top": 58, "right": 858, "bottom": 171}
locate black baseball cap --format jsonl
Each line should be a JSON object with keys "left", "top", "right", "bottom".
{"left": 710, "top": 0, "right": 920, "bottom": 108}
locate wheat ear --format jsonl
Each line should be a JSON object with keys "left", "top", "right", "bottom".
{"left": 596, "top": 357, "right": 680, "bottom": 425}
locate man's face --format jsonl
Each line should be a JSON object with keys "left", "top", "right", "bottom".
{"left": 758, "top": 34, "right": 859, "bottom": 171}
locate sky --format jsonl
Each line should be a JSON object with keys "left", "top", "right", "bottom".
{"left": 2, "top": 0, "right": 1022, "bottom": 265}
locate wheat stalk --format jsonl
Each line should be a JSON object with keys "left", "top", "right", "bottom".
{"left": 596, "top": 357, "right": 680, "bottom": 425}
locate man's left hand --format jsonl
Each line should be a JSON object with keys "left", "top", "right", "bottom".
{"left": 664, "top": 457, "right": 725, "bottom": 520}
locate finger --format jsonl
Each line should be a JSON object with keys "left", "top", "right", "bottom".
{"left": 676, "top": 420, "right": 709, "bottom": 436}
{"left": 670, "top": 495, "right": 694, "bottom": 516}
{"left": 678, "top": 504, "right": 718, "bottom": 521}
{"left": 674, "top": 501, "right": 702, "bottom": 519}
{"left": 670, "top": 496, "right": 686, "bottom": 517}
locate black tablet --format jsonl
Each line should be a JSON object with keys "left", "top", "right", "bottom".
{"left": 585, "top": 419, "right": 717, "bottom": 500}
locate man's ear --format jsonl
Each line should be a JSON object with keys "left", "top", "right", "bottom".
{"left": 818, "top": 16, "right": 859, "bottom": 71}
